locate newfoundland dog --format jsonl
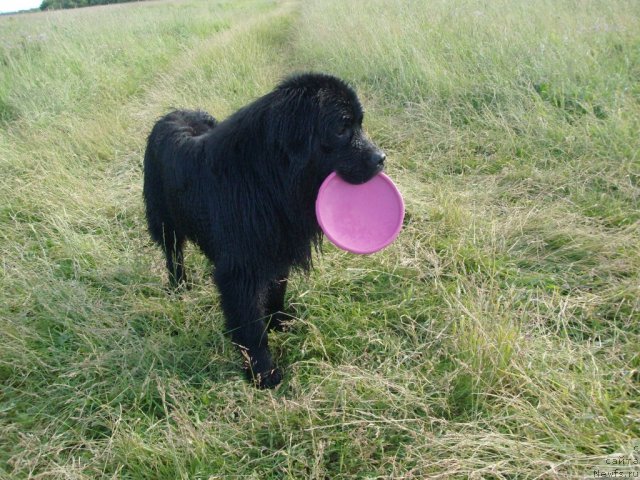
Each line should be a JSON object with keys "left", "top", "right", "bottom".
{"left": 143, "top": 73, "right": 385, "bottom": 388}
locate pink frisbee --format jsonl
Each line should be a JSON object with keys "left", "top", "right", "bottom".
{"left": 316, "top": 172, "right": 405, "bottom": 254}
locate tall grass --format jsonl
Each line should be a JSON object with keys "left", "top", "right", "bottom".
{"left": 1, "top": 0, "right": 639, "bottom": 478}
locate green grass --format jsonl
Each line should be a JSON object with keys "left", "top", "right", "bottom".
{"left": 1, "top": 0, "right": 639, "bottom": 478}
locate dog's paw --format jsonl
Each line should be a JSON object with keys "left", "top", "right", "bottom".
{"left": 165, "top": 280, "right": 191, "bottom": 295}
{"left": 253, "top": 367, "right": 282, "bottom": 389}
{"left": 242, "top": 349, "right": 282, "bottom": 389}
{"left": 267, "top": 312, "right": 294, "bottom": 332}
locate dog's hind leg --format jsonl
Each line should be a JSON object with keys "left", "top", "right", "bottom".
{"left": 162, "top": 228, "right": 187, "bottom": 288}
{"left": 146, "top": 208, "right": 187, "bottom": 287}
{"left": 214, "top": 268, "right": 282, "bottom": 388}
{"left": 144, "top": 149, "right": 188, "bottom": 289}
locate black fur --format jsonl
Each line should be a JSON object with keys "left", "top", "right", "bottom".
{"left": 143, "top": 73, "right": 385, "bottom": 388}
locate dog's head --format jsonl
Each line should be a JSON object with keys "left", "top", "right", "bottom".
{"left": 273, "top": 73, "right": 386, "bottom": 185}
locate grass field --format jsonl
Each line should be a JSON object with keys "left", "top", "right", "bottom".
{"left": 1, "top": 0, "right": 639, "bottom": 477}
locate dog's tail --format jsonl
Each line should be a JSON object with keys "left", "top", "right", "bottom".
{"left": 164, "top": 109, "right": 218, "bottom": 138}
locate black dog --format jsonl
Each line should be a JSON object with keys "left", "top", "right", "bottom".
{"left": 143, "top": 73, "right": 385, "bottom": 388}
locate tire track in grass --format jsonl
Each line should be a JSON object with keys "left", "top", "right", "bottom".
{"left": 131, "top": 1, "right": 299, "bottom": 125}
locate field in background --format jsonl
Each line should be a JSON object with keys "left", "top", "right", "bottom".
{"left": 1, "top": 0, "right": 639, "bottom": 477}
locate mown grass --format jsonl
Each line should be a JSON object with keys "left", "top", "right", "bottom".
{"left": 1, "top": 0, "right": 639, "bottom": 478}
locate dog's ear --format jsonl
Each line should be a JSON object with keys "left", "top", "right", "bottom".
{"left": 267, "top": 89, "right": 318, "bottom": 171}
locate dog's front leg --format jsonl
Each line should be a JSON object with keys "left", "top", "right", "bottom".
{"left": 265, "top": 274, "right": 292, "bottom": 332}
{"left": 214, "top": 269, "right": 282, "bottom": 389}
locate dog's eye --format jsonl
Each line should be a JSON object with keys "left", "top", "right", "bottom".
{"left": 336, "top": 126, "right": 352, "bottom": 139}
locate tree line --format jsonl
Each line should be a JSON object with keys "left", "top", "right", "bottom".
{"left": 41, "top": 0, "right": 140, "bottom": 10}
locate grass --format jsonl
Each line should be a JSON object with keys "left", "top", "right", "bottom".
{"left": 1, "top": 0, "right": 639, "bottom": 478}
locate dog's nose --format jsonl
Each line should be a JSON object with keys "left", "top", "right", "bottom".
{"left": 371, "top": 151, "right": 386, "bottom": 167}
